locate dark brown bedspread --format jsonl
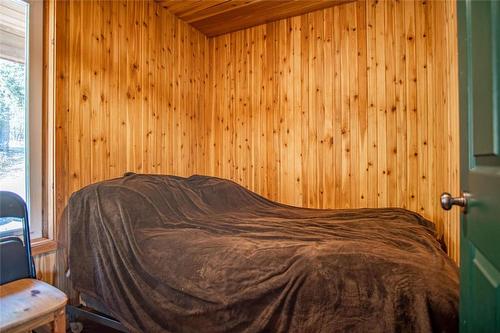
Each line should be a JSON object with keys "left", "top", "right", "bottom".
{"left": 63, "top": 174, "right": 458, "bottom": 333}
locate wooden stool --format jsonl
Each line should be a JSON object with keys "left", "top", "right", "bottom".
{"left": 0, "top": 278, "right": 68, "bottom": 333}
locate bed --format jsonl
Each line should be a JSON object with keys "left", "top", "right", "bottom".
{"left": 61, "top": 174, "right": 459, "bottom": 332}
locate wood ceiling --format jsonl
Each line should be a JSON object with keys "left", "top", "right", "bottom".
{"left": 159, "top": 0, "right": 354, "bottom": 37}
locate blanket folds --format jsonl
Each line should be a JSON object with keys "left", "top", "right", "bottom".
{"left": 64, "top": 174, "right": 458, "bottom": 333}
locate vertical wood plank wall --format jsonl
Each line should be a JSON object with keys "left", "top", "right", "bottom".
{"left": 45, "top": 0, "right": 460, "bottom": 277}
{"left": 41, "top": 0, "right": 209, "bottom": 282}
{"left": 34, "top": 252, "right": 57, "bottom": 284}
{"left": 53, "top": 0, "right": 208, "bottom": 224}
{"left": 203, "top": 0, "right": 460, "bottom": 260}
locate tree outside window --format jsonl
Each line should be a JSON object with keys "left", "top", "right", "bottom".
{"left": 0, "top": 58, "right": 26, "bottom": 201}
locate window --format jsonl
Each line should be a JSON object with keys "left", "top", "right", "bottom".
{"left": 0, "top": 0, "right": 43, "bottom": 239}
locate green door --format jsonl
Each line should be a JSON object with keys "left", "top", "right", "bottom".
{"left": 455, "top": 0, "right": 500, "bottom": 332}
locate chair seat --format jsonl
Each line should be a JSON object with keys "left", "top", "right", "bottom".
{"left": 0, "top": 278, "right": 68, "bottom": 332}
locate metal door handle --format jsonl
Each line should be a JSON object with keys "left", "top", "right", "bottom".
{"left": 440, "top": 192, "right": 470, "bottom": 213}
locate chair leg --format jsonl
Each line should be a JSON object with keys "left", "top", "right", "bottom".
{"left": 53, "top": 307, "right": 66, "bottom": 333}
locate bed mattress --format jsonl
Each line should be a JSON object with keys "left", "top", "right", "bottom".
{"left": 62, "top": 174, "right": 458, "bottom": 332}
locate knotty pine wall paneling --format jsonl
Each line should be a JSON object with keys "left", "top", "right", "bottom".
{"left": 49, "top": 0, "right": 460, "bottom": 279}
{"left": 54, "top": 0, "right": 208, "bottom": 222}
{"left": 34, "top": 252, "right": 57, "bottom": 285}
{"left": 203, "top": 0, "right": 460, "bottom": 260}
{"left": 46, "top": 0, "right": 209, "bottom": 286}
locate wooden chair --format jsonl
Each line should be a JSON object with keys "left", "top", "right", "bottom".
{"left": 0, "top": 191, "right": 67, "bottom": 333}
{"left": 0, "top": 279, "right": 67, "bottom": 333}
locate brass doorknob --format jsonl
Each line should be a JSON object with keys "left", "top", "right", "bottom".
{"left": 440, "top": 192, "right": 469, "bottom": 212}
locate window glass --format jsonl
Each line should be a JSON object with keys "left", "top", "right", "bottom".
{"left": 0, "top": 0, "right": 28, "bottom": 237}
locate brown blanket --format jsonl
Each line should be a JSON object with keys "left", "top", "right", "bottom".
{"left": 63, "top": 174, "right": 458, "bottom": 333}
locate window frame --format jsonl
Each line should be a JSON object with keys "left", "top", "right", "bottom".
{"left": 31, "top": 0, "right": 56, "bottom": 254}
{"left": 0, "top": 0, "right": 46, "bottom": 244}
{"left": 25, "top": 0, "right": 43, "bottom": 240}
{"left": 0, "top": 0, "right": 57, "bottom": 255}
